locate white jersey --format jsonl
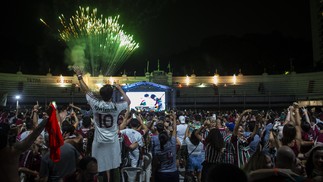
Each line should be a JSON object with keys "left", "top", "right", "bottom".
{"left": 120, "top": 128, "right": 144, "bottom": 167}
{"left": 177, "top": 124, "right": 188, "bottom": 145}
{"left": 86, "top": 92, "right": 128, "bottom": 143}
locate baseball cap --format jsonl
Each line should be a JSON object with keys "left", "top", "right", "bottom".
{"left": 179, "top": 116, "right": 185, "bottom": 124}
{"left": 225, "top": 122, "right": 235, "bottom": 132}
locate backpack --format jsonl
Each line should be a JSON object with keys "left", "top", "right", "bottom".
{"left": 120, "top": 134, "right": 133, "bottom": 167}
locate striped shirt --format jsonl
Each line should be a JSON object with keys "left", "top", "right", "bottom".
{"left": 231, "top": 135, "right": 253, "bottom": 168}
{"left": 205, "top": 143, "right": 223, "bottom": 164}
{"left": 223, "top": 133, "right": 235, "bottom": 164}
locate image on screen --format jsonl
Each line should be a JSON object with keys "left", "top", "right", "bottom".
{"left": 126, "top": 92, "right": 166, "bottom": 111}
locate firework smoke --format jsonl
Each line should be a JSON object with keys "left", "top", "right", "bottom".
{"left": 58, "top": 6, "right": 139, "bottom": 76}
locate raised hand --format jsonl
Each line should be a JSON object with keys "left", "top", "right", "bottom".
{"left": 114, "top": 84, "right": 123, "bottom": 91}
{"left": 124, "top": 109, "right": 130, "bottom": 119}
{"left": 243, "top": 109, "right": 252, "bottom": 115}
{"left": 293, "top": 102, "right": 300, "bottom": 110}
{"left": 72, "top": 65, "right": 83, "bottom": 76}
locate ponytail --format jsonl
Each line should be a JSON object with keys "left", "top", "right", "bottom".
{"left": 158, "top": 131, "right": 169, "bottom": 150}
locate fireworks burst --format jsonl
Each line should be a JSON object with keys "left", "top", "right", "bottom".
{"left": 58, "top": 6, "right": 139, "bottom": 76}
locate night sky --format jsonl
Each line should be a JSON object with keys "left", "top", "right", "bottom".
{"left": 2, "top": 0, "right": 313, "bottom": 76}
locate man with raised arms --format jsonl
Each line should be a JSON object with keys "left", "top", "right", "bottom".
{"left": 73, "top": 66, "right": 131, "bottom": 182}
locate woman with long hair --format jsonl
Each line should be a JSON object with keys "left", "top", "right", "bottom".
{"left": 195, "top": 126, "right": 224, "bottom": 182}
{"left": 184, "top": 128, "right": 204, "bottom": 182}
{"left": 151, "top": 112, "right": 179, "bottom": 182}
{"left": 281, "top": 104, "right": 302, "bottom": 157}
{"left": 281, "top": 123, "right": 300, "bottom": 156}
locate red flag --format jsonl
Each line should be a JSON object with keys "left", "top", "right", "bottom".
{"left": 46, "top": 104, "right": 64, "bottom": 162}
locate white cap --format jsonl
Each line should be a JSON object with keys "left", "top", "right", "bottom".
{"left": 179, "top": 116, "right": 185, "bottom": 124}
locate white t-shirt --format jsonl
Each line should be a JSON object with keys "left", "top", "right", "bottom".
{"left": 185, "top": 137, "right": 203, "bottom": 156}
{"left": 19, "top": 130, "right": 32, "bottom": 141}
{"left": 86, "top": 92, "right": 128, "bottom": 143}
{"left": 120, "top": 128, "right": 144, "bottom": 167}
{"left": 177, "top": 124, "right": 188, "bottom": 145}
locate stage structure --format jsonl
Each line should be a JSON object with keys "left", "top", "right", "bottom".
{"left": 116, "top": 81, "right": 175, "bottom": 111}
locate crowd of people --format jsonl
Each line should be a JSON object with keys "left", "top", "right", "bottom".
{"left": 0, "top": 66, "right": 322, "bottom": 182}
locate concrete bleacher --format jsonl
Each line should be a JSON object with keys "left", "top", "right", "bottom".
{"left": 174, "top": 72, "right": 323, "bottom": 97}
{"left": 1, "top": 71, "right": 322, "bottom": 108}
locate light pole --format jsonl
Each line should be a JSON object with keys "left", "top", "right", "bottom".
{"left": 15, "top": 95, "right": 20, "bottom": 110}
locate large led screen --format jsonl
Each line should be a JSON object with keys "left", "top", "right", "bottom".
{"left": 126, "top": 92, "right": 166, "bottom": 111}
